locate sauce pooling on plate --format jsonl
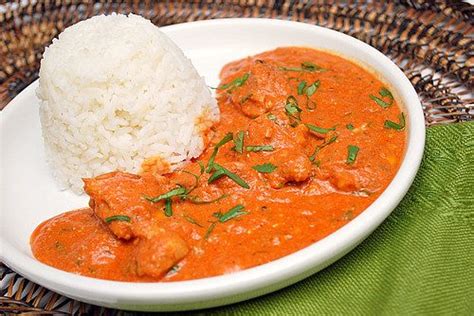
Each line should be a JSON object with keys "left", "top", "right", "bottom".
{"left": 31, "top": 47, "right": 406, "bottom": 282}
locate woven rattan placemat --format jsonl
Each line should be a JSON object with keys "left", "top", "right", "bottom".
{"left": 1, "top": 0, "right": 473, "bottom": 314}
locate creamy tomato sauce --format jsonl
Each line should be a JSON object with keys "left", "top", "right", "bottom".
{"left": 31, "top": 47, "right": 406, "bottom": 282}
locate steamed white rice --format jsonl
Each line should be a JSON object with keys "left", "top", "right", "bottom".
{"left": 37, "top": 13, "right": 219, "bottom": 193}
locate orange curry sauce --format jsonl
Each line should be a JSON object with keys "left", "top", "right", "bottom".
{"left": 31, "top": 47, "right": 406, "bottom": 282}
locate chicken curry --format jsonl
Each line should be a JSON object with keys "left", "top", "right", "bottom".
{"left": 31, "top": 47, "right": 406, "bottom": 282}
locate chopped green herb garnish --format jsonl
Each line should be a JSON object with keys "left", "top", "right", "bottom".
{"left": 370, "top": 87, "right": 394, "bottom": 108}
{"left": 204, "top": 205, "right": 247, "bottom": 240}
{"left": 197, "top": 161, "right": 205, "bottom": 174}
{"left": 267, "top": 113, "right": 277, "bottom": 121}
{"left": 104, "top": 215, "right": 131, "bottom": 223}
{"left": 308, "top": 152, "right": 318, "bottom": 162}
{"left": 186, "top": 194, "right": 229, "bottom": 204}
{"left": 279, "top": 62, "right": 326, "bottom": 72}
{"left": 297, "top": 81, "right": 307, "bottom": 95}
{"left": 384, "top": 112, "right": 406, "bottom": 130}
{"left": 309, "top": 135, "right": 338, "bottom": 162}
{"left": 208, "top": 168, "right": 225, "bottom": 183}
{"left": 164, "top": 198, "right": 173, "bottom": 217}
{"left": 284, "top": 96, "right": 302, "bottom": 127}
{"left": 181, "top": 169, "right": 202, "bottom": 194}
{"left": 182, "top": 170, "right": 200, "bottom": 181}
{"left": 206, "top": 132, "right": 233, "bottom": 172}
{"left": 380, "top": 87, "right": 393, "bottom": 98}
{"left": 346, "top": 123, "right": 355, "bottom": 130}
{"left": 246, "top": 145, "right": 274, "bottom": 152}
{"left": 208, "top": 163, "right": 250, "bottom": 189}
{"left": 218, "top": 73, "right": 250, "bottom": 92}
{"left": 233, "top": 131, "right": 245, "bottom": 154}
{"left": 302, "top": 61, "right": 325, "bottom": 72}
{"left": 305, "top": 123, "right": 335, "bottom": 135}
{"left": 214, "top": 132, "right": 234, "bottom": 150}
{"left": 146, "top": 186, "right": 187, "bottom": 203}
{"left": 297, "top": 80, "right": 320, "bottom": 101}
{"left": 204, "top": 222, "right": 217, "bottom": 240}
{"left": 214, "top": 204, "right": 247, "bottom": 223}
{"left": 305, "top": 80, "right": 320, "bottom": 97}
{"left": 183, "top": 215, "right": 203, "bottom": 227}
{"left": 252, "top": 163, "right": 277, "bottom": 173}
{"left": 346, "top": 145, "right": 360, "bottom": 165}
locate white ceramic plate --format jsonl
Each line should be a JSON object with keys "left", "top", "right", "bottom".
{"left": 0, "top": 18, "right": 425, "bottom": 311}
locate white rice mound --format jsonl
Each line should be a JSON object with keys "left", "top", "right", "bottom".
{"left": 37, "top": 13, "right": 219, "bottom": 193}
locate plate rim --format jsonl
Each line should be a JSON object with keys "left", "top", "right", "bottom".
{"left": 0, "top": 17, "right": 425, "bottom": 310}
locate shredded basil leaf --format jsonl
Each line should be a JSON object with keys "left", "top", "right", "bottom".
{"left": 181, "top": 170, "right": 201, "bottom": 195}
{"left": 380, "top": 87, "right": 393, "bottom": 98}
{"left": 346, "top": 123, "right": 355, "bottom": 130}
{"left": 252, "top": 163, "right": 277, "bottom": 173}
{"left": 285, "top": 96, "right": 301, "bottom": 114}
{"left": 302, "top": 61, "right": 325, "bottom": 72}
{"left": 370, "top": 87, "right": 394, "bottom": 108}
{"left": 309, "top": 135, "right": 338, "bottom": 162}
{"left": 207, "top": 168, "right": 226, "bottom": 183}
{"left": 164, "top": 198, "right": 173, "bottom": 217}
{"left": 214, "top": 204, "right": 247, "bottom": 223}
{"left": 183, "top": 215, "right": 203, "bottom": 227}
{"left": 384, "top": 112, "right": 406, "bottom": 130}
{"left": 208, "top": 163, "right": 250, "bottom": 189}
{"left": 206, "top": 132, "right": 233, "bottom": 172}
{"left": 297, "top": 81, "right": 307, "bottom": 95}
{"left": 305, "top": 123, "right": 335, "bottom": 134}
{"left": 146, "top": 186, "right": 187, "bottom": 203}
{"left": 197, "top": 161, "right": 205, "bottom": 174}
{"left": 186, "top": 194, "right": 229, "bottom": 204}
{"left": 246, "top": 145, "right": 274, "bottom": 152}
{"left": 284, "top": 96, "right": 302, "bottom": 127}
{"left": 279, "top": 62, "right": 326, "bottom": 72}
{"left": 204, "top": 222, "right": 217, "bottom": 240}
{"left": 346, "top": 145, "right": 360, "bottom": 165}
{"left": 233, "top": 131, "right": 245, "bottom": 154}
{"left": 218, "top": 73, "right": 250, "bottom": 92}
{"left": 305, "top": 80, "right": 320, "bottom": 97}
{"left": 105, "top": 215, "right": 131, "bottom": 223}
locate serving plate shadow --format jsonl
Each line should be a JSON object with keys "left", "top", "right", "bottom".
{"left": 0, "top": 18, "right": 425, "bottom": 311}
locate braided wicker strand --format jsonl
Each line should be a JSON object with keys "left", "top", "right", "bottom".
{"left": 0, "top": 1, "right": 473, "bottom": 315}
{"left": 0, "top": 0, "right": 472, "bottom": 124}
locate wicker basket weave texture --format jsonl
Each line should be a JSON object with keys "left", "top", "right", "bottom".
{"left": 0, "top": 0, "right": 473, "bottom": 315}
{"left": 1, "top": 0, "right": 473, "bottom": 124}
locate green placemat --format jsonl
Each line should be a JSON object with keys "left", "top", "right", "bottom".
{"left": 179, "top": 122, "right": 474, "bottom": 315}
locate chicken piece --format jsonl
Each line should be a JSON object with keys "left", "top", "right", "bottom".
{"left": 83, "top": 171, "right": 172, "bottom": 240}
{"left": 245, "top": 115, "right": 313, "bottom": 151}
{"left": 133, "top": 224, "right": 189, "bottom": 278}
{"left": 327, "top": 168, "right": 360, "bottom": 192}
{"left": 84, "top": 172, "right": 190, "bottom": 278}
{"left": 267, "top": 148, "right": 312, "bottom": 188}
{"left": 227, "top": 61, "right": 288, "bottom": 118}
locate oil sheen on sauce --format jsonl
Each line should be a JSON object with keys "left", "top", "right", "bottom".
{"left": 31, "top": 47, "right": 406, "bottom": 282}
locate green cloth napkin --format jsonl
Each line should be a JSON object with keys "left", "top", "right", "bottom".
{"left": 174, "top": 122, "right": 474, "bottom": 315}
